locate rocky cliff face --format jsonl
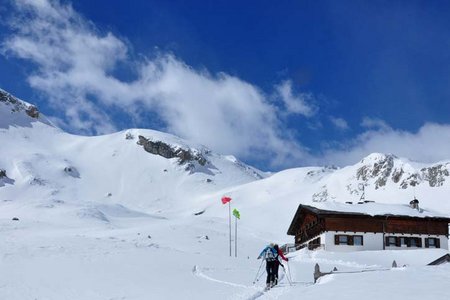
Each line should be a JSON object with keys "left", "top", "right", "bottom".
{"left": 0, "top": 169, "right": 14, "bottom": 187}
{"left": 421, "top": 164, "right": 450, "bottom": 187}
{"left": 356, "top": 154, "right": 450, "bottom": 189}
{"left": 0, "top": 89, "right": 40, "bottom": 119}
{"left": 137, "top": 135, "right": 208, "bottom": 167}
{"left": 311, "top": 153, "right": 450, "bottom": 203}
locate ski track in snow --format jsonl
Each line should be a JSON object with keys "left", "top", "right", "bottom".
{"left": 193, "top": 264, "right": 289, "bottom": 300}
{"left": 193, "top": 264, "right": 302, "bottom": 300}
{"left": 193, "top": 265, "right": 249, "bottom": 288}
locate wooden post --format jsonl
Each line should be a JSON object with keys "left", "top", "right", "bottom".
{"left": 314, "top": 263, "right": 321, "bottom": 283}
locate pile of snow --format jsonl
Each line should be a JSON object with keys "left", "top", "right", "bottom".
{"left": 298, "top": 201, "right": 449, "bottom": 218}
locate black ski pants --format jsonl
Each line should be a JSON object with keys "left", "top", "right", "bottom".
{"left": 273, "top": 261, "right": 280, "bottom": 284}
{"left": 273, "top": 261, "right": 284, "bottom": 284}
{"left": 265, "top": 260, "right": 277, "bottom": 284}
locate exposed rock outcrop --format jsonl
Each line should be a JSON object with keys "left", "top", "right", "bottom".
{"left": 125, "top": 132, "right": 134, "bottom": 140}
{"left": 0, "top": 169, "right": 15, "bottom": 187}
{"left": 391, "top": 168, "right": 404, "bottom": 183}
{"left": 421, "top": 164, "right": 450, "bottom": 187}
{"left": 64, "top": 166, "right": 80, "bottom": 178}
{"left": 312, "top": 185, "right": 329, "bottom": 202}
{"left": 0, "top": 89, "right": 40, "bottom": 119}
{"left": 357, "top": 154, "right": 395, "bottom": 189}
{"left": 400, "top": 174, "right": 420, "bottom": 189}
{"left": 355, "top": 153, "right": 450, "bottom": 190}
{"left": 137, "top": 135, "right": 208, "bottom": 166}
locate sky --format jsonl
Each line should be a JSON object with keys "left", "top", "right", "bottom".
{"left": 1, "top": 0, "right": 450, "bottom": 171}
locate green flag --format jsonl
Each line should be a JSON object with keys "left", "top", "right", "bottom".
{"left": 232, "top": 208, "right": 240, "bottom": 219}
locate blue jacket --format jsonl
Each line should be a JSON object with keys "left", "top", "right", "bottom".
{"left": 258, "top": 246, "right": 277, "bottom": 260}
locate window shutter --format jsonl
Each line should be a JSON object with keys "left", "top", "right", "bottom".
{"left": 385, "top": 236, "right": 389, "bottom": 246}
{"left": 395, "top": 237, "right": 400, "bottom": 247}
{"left": 406, "top": 237, "right": 411, "bottom": 247}
{"left": 348, "top": 236, "right": 354, "bottom": 246}
{"left": 425, "top": 238, "right": 429, "bottom": 248}
{"left": 436, "top": 238, "right": 440, "bottom": 248}
{"left": 417, "top": 238, "right": 422, "bottom": 248}
{"left": 334, "top": 235, "right": 339, "bottom": 245}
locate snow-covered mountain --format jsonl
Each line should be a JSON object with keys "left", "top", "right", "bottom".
{"left": 0, "top": 88, "right": 265, "bottom": 214}
{"left": 1, "top": 88, "right": 449, "bottom": 300}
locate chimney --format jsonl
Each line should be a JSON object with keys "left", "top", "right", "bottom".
{"left": 409, "top": 198, "right": 419, "bottom": 210}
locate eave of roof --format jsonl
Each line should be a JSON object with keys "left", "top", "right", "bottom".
{"left": 287, "top": 204, "right": 450, "bottom": 236}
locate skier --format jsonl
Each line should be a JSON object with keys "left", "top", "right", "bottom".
{"left": 257, "top": 243, "right": 278, "bottom": 290}
{"left": 273, "top": 244, "right": 288, "bottom": 286}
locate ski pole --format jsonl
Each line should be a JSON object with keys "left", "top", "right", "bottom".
{"left": 256, "top": 267, "right": 265, "bottom": 282}
{"left": 253, "top": 259, "right": 264, "bottom": 284}
{"left": 281, "top": 264, "right": 293, "bottom": 286}
{"left": 287, "top": 260, "right": 293, "bottom": 283}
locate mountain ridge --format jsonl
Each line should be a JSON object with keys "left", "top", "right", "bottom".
{"left": 1, "top": 87, "right": 449, "bottom": 232}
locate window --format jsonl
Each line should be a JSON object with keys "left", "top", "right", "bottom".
{"left": 409, "top": 237, "right": 422, "bottom": 248}
{"left": 399, "top": 237, "right": 408, "bottom": 247}
{"left": 386, "top": 236, "right": 423, "bottom": 248}
{"left": 386, "top": 236, "right": 397, "bottom": 246}
{"left": 353, "top": 235, "right": 363, "bottom": 246}
{"left": 338, "top": 235, "right": 348, "bottom": 245}
{"left": 334, "top": 234, "right": 363, "bottom": 246}
{"left": 425, "top": 238, "right": 440, "bottom": 248}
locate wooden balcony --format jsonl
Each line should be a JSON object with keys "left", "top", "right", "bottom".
{"left": 297, "top": 223, "right": 325, "bottom": 244}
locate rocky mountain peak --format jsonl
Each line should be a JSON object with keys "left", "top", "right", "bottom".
{"left": 356, "top": 153, "right": 450, "bottom": 190}
{"left": 0, "top": 88, "right": 40, "bottom": 119}
{"left": 311, "top": 153, "right": 450, "bottom": 203}
{"left": 357, "top": 153, "right": 396, "bottom": 188}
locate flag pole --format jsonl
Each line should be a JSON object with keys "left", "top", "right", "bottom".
{"left": 235, "top": 215, "right": 237, "bottom": 257}
{"left": 229, "top": 202, "right": 232, "bottom": 257}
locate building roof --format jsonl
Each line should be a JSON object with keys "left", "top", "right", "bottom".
{"left": 287, "top": 201, "right": 450, "bottom": 235}
{"left": 428, "top": 254, "right": 450, "bottom": 266}
{"left": 303, "top": 201, "right": 449, "bottom": 218}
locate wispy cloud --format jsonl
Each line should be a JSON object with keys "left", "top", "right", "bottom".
{"left": 275, "top": 80, "right": 316, "bottom": 117}
{"left": 330, "top": 116, "right": 349, "bottom": 131}
{"left": 318, "top": 122, "right": 450, "bottom": 166}
{"left": 360, "top": 116, "right": 390, "bottom": 131}
{"left": 1, "top": 0, "right": 314, "bottom": 168}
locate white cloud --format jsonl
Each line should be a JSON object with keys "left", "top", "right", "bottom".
{"left": 275, "top": 80, "right": 316, "bottom": 117}
{"left": 319, "top": 122, "right": 450, "bottom": 166}
{"left": 4, "top": 1, "right": 450, "bottom": 170}
{"left": 361, "top": 116, "right": 391, "bottom": 131}
{"left": 330, "top": 116, "right": 349, "bottom": 130}
{"left": 2, "top": 0, "right": 313, "bottom": 168}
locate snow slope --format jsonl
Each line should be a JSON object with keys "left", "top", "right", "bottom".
{"left": 1, "top": 89, "right": 449, "bottom": 300}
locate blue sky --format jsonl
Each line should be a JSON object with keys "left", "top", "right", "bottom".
{"left": 1, "top": 0, "right": 450, "bottom": 170}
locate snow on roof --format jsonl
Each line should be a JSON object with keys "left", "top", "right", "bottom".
{"left": 304, "top": 201, "right": 450, "bottom": 219}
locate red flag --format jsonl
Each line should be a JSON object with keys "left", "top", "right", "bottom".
{"left": 221, "top": 196, "right": 232, "bottom": 204}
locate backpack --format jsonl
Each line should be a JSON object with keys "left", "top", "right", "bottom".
{"left": 264, "top": 247, "right": 277, "bottom": 261}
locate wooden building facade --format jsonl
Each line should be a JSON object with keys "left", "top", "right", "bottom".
{"left": 287, "top": 202, "right": 450, "bottom": 252}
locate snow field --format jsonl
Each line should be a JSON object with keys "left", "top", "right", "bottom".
{"left": 1, "top": 200, "right": 449, "bottom": 300}
{"left": 1, "top": 104, "right": 450, "bottom": 299}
